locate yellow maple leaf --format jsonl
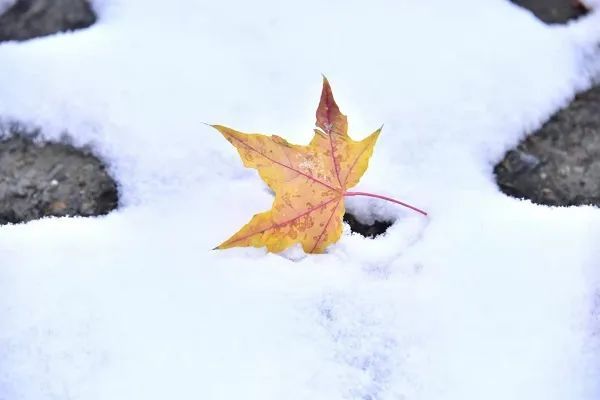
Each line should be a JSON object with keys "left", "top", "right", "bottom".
{"left": 213, "top": 77, "right": 426, "bottom": 254}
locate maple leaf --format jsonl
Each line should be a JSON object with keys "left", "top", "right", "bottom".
{"left": 212, "top": 77, "right": 426, "bottom": 254}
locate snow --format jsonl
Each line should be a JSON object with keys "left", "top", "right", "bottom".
{"left": 0, "top": 0, "right": 600, "bottom": 399}
{"left": 0, "top": 0, "right": 14, "bottom": 14}
{"left": 581, "top": 0, "right": 600, "bottom": 10}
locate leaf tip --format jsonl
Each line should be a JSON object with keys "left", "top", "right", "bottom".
{"left": 214, "top": 240, "right": 230, "bottom": 250}
{"left": 210, "top": 124, "right": 235, "bottom": 138}
{"left": 204, "top": 122, "right": 227, "bottom": 133}
{"left": 316, "top": 76, "right": 342, "bottom": 133}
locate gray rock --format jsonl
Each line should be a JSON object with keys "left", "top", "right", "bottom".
{"left": 0, "top": 0, "right": 96, "bottom": 43}
{"left": 495, "top": 86, "right": 600, "bottom": 207}
{"left": 495, "top": 0, "right": 600, "bottom": 208}
{"left": 0, "top": 126, "right": 118, "bottom": 224}
{"left": 510, "top": 0, "right": 587, "bottom": 24}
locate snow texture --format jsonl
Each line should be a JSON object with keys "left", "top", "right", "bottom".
{"left": 1, "top": 1, "right": 600, "bottom": 399}
{"left": 0, "top": 0, "right": 15, "bottom": 15}
{"left": 581, "top": 0, "right": 600, "bottom": 10}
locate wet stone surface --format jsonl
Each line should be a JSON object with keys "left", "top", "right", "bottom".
{"left": 510, "top": 0, "right": 587, "bottom": 24}
{"left": 495, "top": 0, "right": 600, "bottom": 208}
{"left": 0, "top": 0, "right": 96, "bottom": 42}
{"left": 0, "top": 129, "right": 118, "bottom": 224}
{"left": 495, "top": 86, "right": 600, "bottom": 207}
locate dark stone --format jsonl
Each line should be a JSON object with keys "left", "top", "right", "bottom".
{"left": 0, "top": 0, "right": 96, "bottom": 43}
{"left": 0, "top": 125, "right": 118, "bottom": 224}
{"left": 344, "top": 213, "right": 392, "bottom": 238}
{"left": 495, "top": 86, "right": 600, "bottom": 207}
{"left": 498, "top": 1, "right": 599, "bottom": 207}
{"left": 510, "top": 0, "right": 587, "bottom": 24}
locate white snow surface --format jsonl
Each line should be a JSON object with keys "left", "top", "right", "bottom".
{"left": 0, "top": 0, "right": 15, "bottom": 15}
{"left": 1, "top": 1, "right": 600, "bottom": 399}
{"left": 581, "top": 0, "right": 600, "bottom": 10}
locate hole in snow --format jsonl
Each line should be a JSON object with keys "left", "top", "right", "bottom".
{"left": 0, "top": 124, "right": 119, "bottom": 225}
{"left": 494, "top": 85, "right": 600, "bottom": 207}
{"left": 343, "top": 212, "right": 393, "bottom": 238}
{"left": 0, "top": 0, "right": 97, "bottom": 43}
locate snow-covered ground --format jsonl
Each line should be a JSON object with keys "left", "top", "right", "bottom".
{"left": 1, "top": 0, "right": 600, "bottom": 399}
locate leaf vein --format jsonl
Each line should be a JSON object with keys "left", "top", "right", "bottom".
{"left": 224, "top": 196, "right": 340, "bottom": 246}
{"left": 230, "top": 135, "right": 338, "bottom": 192}
{"left": 310, "top": 198, "right": 342, "bottom": 253}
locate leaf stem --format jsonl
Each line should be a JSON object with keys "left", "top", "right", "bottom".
{"left": 344, "top": 191, "right": 428, "bottom": 216}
